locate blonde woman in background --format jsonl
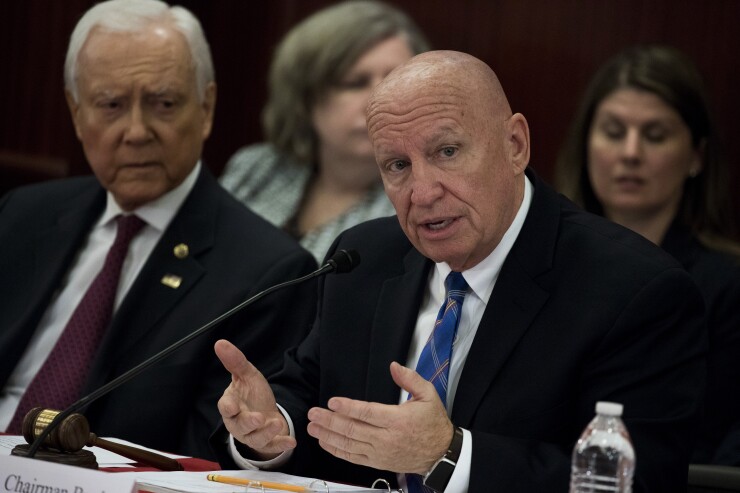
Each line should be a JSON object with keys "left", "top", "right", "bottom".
{"left": 220, "top": 1, "right": 429, "bottom": 261}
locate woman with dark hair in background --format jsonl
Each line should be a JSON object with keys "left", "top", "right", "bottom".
{"left": 220, "top": 1, "right": 429, "bottom": 262}
{"left": 556, "top": 45, "right": 740, "bottom": 465}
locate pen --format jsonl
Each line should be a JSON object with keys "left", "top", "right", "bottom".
{"left": 206, "top": 474, "right": 309, "bottom": 492}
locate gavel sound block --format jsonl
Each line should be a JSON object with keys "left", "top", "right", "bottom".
{"left": 11, "top": 407, "right": 183, "bottom": 471}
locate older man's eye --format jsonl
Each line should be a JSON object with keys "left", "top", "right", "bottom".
{"left": 388, "top": 160, "right": 409, "bottom": 172}
{"left": 97, "top": 100, "right": 120, "bottom": 110}
{"left": 440, "top": 146, "right": 457, "bottom": 157}
{"left": 155, "top": 98, "right": 177, "bottom": 112}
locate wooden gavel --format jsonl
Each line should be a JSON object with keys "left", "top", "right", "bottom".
{"left": 19, "top": 407, "right": 183, "bottom": 471}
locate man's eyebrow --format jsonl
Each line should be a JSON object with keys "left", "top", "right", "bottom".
{"left": 426, "top": 126, "right": 463, "bottom": 144}
{"left": 148, "top": 86, "right": 181, "bottom": 97}
{"left": 87, "top": 86, "right": 118, "bottom": 97}
{"left": 373, "top": 144, "right": 400, "bottom": 157}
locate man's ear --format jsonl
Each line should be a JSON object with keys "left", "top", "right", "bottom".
{"left": 65, "top": 90, "right": 83, "bottom": 141}
{"left": 506, "top": 112, "right": 530, "bottom": 174}
{"left": 201, "top": 81, "right": 217, "bottom": 141}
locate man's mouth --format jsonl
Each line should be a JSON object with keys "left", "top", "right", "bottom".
{"left": 424, "top": 218, "right": 455, "bottom": 231}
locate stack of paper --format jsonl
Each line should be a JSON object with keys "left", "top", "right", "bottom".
{"left": 121, "top": 470, "right": 395, "bottom": 493}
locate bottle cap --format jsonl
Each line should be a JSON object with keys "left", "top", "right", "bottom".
{"left": 595, "top": 401, "right": 623, "bottom": 416}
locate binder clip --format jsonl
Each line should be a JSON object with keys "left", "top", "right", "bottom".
{"left": 371, "top": 479, "right": 395, "bottom": 492}
{"left": 245, "top": 482, "right": 264, "bottom": 492}
{"left": 309, "top": 479, "right": 330, "bottom": 492}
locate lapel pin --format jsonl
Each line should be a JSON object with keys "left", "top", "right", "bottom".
{"left": 161, "top": 274, "right": 182, "bottom": 289}
{"left": 173, "top": 243, "right": 189, "bottom": 259}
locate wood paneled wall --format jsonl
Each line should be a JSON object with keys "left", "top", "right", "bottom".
{"left": 2, "top": 0, "right": 738, "bottom": 222}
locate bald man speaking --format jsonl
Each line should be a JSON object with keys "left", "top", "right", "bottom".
{"left": 211, "top": 51, "right": 706, "bottom": 492}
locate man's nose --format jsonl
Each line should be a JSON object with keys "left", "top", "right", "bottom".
{"left": 409, "top": 161, "right": 444, "bottom": 205}
{"left": 123, "top": 106, "right": 153, "bottom": 144}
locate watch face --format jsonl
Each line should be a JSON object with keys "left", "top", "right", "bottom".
{"left": 423, "top": 458, "right": 455, "bottom": 492}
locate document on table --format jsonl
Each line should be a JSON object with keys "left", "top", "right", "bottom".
{"left": 120, "top": 469, "right": 399, "bottom": 492}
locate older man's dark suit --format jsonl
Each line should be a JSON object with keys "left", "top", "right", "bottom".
{"left": 214, "top": 170, "right": 706, "bottom": 491}
{"left": 0, "top": 168, "right": 318, "bottom": 459}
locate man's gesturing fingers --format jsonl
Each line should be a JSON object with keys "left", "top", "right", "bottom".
{"left": 390, "top": 361, "right": 439, "bottom": 403}
{"left": 215, "top": 338, "right": 260, "bottom": 382}
{"left": 305, "top": 363, "right": 454, "bottom": 474}
{"left": 214, "top": 339, "right": 294, "bottom": 456}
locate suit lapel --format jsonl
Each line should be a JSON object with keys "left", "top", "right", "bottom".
{"left": 86, "top": 170, "right": 217, "bottom": 388}
{"left": 452, "top": 170, "right": 560, "bottom": 427}
{"left": 451, "top": 257, "right": 549, "bottom": 426}
{"left": 30, "top": 185, "right": 104, "bottom": 320}
{"left": 365, "top": 249, "right": 431, "bottom": 405}
{"left": 0, "top": 181, "right": 103, "bottom": 386}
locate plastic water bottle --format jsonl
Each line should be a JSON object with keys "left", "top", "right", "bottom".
{"left": 569, "top": 401, "right": 635, "bottom": 492}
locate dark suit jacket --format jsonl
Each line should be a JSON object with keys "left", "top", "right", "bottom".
{"left": 214, "top": 170, "right": 706, "bottom": 491}
{"left": 0, "top": 168, "right": 318, "bottom": 460}
{"left": 661, "top": 221, "right": 740, "bottom": 465}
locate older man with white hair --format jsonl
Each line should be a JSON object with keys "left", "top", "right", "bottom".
{"left": 0, "top": 0, "right": 317, "bottom": 460}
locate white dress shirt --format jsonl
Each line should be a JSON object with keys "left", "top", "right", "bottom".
{"left": 230, "top": 177, "right": 533, "bottom": 493}
{"left": 0, "top": 163, "right": 200, "bottom": 431}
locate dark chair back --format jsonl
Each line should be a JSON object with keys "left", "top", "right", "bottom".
{"left": 0, "top": 150, "right": 69, "bottom": 197}
{"left": 689, "top": 464, "right": 740, "bottom": 492}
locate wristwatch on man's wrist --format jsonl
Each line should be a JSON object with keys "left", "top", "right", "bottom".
{"left": 423, "top": 426, "right": 464, "bottom": 493}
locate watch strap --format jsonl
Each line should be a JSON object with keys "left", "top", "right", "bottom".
{"left": 423, "top": 426, "right": 464, "bottom": 492}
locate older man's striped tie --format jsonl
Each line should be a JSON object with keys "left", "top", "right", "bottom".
{"left": 407, "top": 271, "right": 468, "bottom": 493}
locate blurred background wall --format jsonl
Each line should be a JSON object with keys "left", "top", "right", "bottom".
{"left": 1, "top": 0, "right": 738, "bottom": 221}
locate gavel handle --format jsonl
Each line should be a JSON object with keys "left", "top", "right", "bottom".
{"left": 86, "top": 433, "right": 183, "bottom": 471}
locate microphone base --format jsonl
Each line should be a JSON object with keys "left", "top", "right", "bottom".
{"left": 11, "top": 444, "right": 98, "bottom": 469}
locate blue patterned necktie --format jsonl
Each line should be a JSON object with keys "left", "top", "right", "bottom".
{"left": 407, "top": 271, "right": 468, "bottom": 493}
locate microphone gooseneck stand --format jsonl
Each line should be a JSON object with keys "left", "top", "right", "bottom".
{"left": 26, "top": 249, "right": 360, "bottom": 458}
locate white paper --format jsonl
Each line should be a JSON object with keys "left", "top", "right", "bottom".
{"left": 117, "top": 469, "right": 395, "bottom": 492}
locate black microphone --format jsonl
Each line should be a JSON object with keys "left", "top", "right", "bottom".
{"left": 26, "top": 248, "right": 360, "bottom": 457}
{"left": 325, "top": 248, "right": 360, "bottom": 274}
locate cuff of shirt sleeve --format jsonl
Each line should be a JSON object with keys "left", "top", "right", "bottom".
{"left": 444, "top": 427, "right": 471, "bottom": 493}
{"left": 227, "top": 402, "right": 296, "bottom": 470}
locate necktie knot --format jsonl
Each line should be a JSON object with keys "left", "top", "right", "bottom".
{"left": 115, "top": 214, "right": 146, "bottom": 246}
{"left": 445, "top": 271, "right": 468, "bottom": 302}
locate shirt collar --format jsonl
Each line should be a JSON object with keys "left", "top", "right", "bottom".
{"left": 434, "top": 175, "right": 533, "bottom": 304}
{"left": 98, "top": 161, "right": 201, "bottom": 231}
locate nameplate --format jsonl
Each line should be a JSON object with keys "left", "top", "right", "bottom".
{"left": 0, "top": 454, "right": 134, "bottom": 493}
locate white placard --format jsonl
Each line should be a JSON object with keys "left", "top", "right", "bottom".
{"left": 0, "top": 454, "right": 134, "bottom": 493}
